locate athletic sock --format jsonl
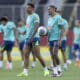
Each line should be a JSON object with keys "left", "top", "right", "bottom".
{"left": 53, "top": 67, "right": 58, "bottom": 75}
{"left": 23, "top": 68, "right": 28, "bottom": 74}
{"left": 0, "top": 61, "right": 3, "bottom": 68}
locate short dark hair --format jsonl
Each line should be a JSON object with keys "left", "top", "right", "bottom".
{"left": 0, "top": 16, "right": 8, "bottom": 22}
{"left": 48, "top": 5, "right": 57, "bottom": 11}
{"left": 27, "top": 3, "right": 35, "bottom": 8}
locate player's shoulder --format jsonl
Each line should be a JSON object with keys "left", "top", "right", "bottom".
{"left": 55, "top": 13, "right": 62, "bottom": 18}
{"left": 7, "top": 21, "right": 15, "bottom": 26}
{"left": 33, "top": 13, "right": 39, "bottom": 17}
{"left": 62, "top": 18, "right": 68, "bottom": 25}
{"left": 62, "top": 18, "right": 68, "bottom": 23}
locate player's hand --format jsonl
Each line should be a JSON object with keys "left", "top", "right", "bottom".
{"left": 58, "top": 40, "right": 62, "bottom": 47}
{"left": 28, "top": 38, "right": 32, "bottom": 43}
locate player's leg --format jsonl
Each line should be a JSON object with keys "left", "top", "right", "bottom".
{"left": 49, "top": 46, "right": 59, "bottom": 77}
{"left": 20, "top": 50, "right": 24, "bottom": 66}
{"left": 6, "top": 41, "right": 14, "bottom": 70}
{"left": 31, "top": 49, "right": 36, "bottom": 68}
{"left": 49, "top": 46, "right": 57, "bottom": 66}
{"left": 19, "top": 41, "right": 25, "bottom": 67}
{"left": 32, "top": 46, "right": 46, "bottom": 67}
{"left": 17, "top": 41, "right": 31, "bottom": 77}
{"left": 6, "top": 50, "right": 12, "bottom": 70}
{"left": 24, "top": 44, "right": 31, "bottom": 68}
{"left": 49, "top": 41, "right": 61, "bottom": 77}
{"left": 72, "top": 44, "right": 80, "bottom": 67}
{"left": 32, "top": 38, "right": 49, "bottom": 76}
{"left": 0, "top": 41, "right": 6, "bottom": 68}
{"left": 72, "top": 44, "right": 77, "bottom": 58}
{"left": 32, "top": 45, "right": 49, "bottom": 76}
{"left": 61, "top": 40, "right": 68, "bottom": 70}
{"left": 55, "top": 47, "right": 62, "bottom": 74}
{"left": 0, "top": 50, "right": 4, "bottom": 68}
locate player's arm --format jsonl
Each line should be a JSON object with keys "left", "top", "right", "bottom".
{"left": 30, "top": 22, "right": 39, "bottom": 39}
{"left": 14, "top": 27, "right": 19, "bottom": 41}
{"left": 72, "top": 27, "right": 75, "bottom": 42}
{"left": 62, "top": 21, "right": 69, "bottom": 39}
{"left": 58, "top": 17, "right": 64, "bottom": 41}
{"left": 29, "top": 15, "right": 40, "bottom": 40}
{"left": 10, "top": 23, "right": 19, "bottom": 41}
{"left": 59, "top": 25, "right": 64, "bottom": 41}
{"left": 63, "top": 27, "right": 68, "bottom": 37}
{"left": 20, "top": 26, "right": 27, "bottom": 35}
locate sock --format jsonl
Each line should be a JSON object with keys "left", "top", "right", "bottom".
{"left": 64, "top": 63, "right": 68, "bottom": 69}
{"left": 57, "top": 65, "right": 62, "bottom": 72}
{"left": 50, "top": 61, "right": 54, "bottom": 67}
{"left": 67, "top": 59, "right": 72, "bottom": 64}
{"left": 31, "top": 61, "right": 36, "bottom": 67}
{"left": 53, "top": 67, "right": 58, "bottom": 75}
{"left": 9, "top": 62, "right": 12, "bottom": 70}
{"left": 0, "top": 61, "right": 3, "bottom": 68}
{"left": 76, "top": 50, "right": 79, "bottom": 61}
{"left": 23, "top": 68, "right": 28, "bottom": 74}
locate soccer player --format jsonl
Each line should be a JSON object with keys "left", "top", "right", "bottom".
{"left": 47, "top": 5, "right": 64, "bottom": 77}
{"left": 17, "top": 20, "right": 36, "bottom": 68}
{"left": 60, "top": 18, "right": 68, "bottom": 70}
{"left": 17, "top": 3, "right": 49, "bottom": 77}
{"left": 49, "top": 11, "right": 69, "bottom": 71}
{"left": 57, "top": 11, "right": 69, "bottom": 70}
{"left": 72, "top": 20, "right": 80, "bottom": 66}
{"left": 0, "top": 16, "right": 16, "bottom": 70}
{"left": 17, "top": 20, "right": 27, "bottom": 67}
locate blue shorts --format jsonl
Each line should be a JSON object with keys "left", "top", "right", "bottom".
{"left": 25, "top": 37, "right": 40, "bottom": 48}
{"left": 72, "top": 44, "right": 80, "bottom": 51}
{"left": 61, "top": 40, "right": 66, "bottom": 50}
{"left": 19, "top": 41, "right": 25, "bottom": 51}
{"left": 1, "top": 40, "right": 14, "bottom": 51}
{"left": 49, "top": 40, "right": 58, "bottom": 48}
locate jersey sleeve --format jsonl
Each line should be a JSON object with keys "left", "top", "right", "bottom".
{"left": 58, "top": 15, "right": 63, "bottom": 25}
{"left": 8, "top": 22, "right": 16, "bottom": 29}
{"left": 65, "top": 20, "right": 68, "bottom": 29}
{"left": 34, "top": 14, "right": 40, "bottom": 23}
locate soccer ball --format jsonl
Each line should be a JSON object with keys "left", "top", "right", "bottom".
{"left": 38, "top": 26, "right": 48, "bottom": 36}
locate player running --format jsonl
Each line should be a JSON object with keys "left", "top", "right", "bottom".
{"left": 0, "top": 16, "right": 16, "bottom": 70}
{"left": 47, "top": 5, "right": 64, "bottom": 77}
{"left": 72, "top": 20, "right": 80, "bottom": 67}
{"left": 17, "top": 3, "right": 49, "bottom": 77}
{"left": 17, "top": 20, "right": 36, "bottom": 68}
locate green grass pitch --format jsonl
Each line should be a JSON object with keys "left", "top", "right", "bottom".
{"left": 0, "top": 61, "right": 80, "bottom": 80}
